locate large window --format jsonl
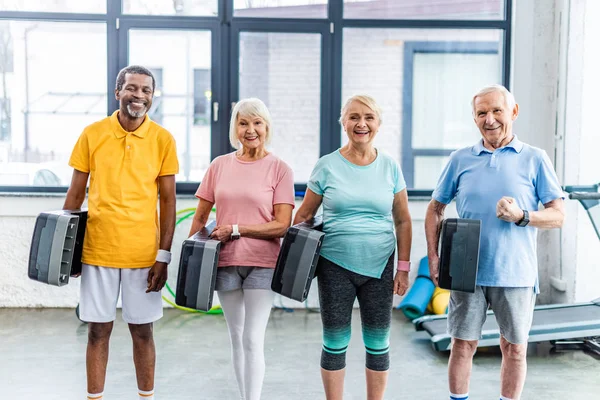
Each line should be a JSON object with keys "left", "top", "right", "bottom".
{"left": 147, "top": 67, "right": 164, "bottom": 125}
{"left": 0, "top": 0, "right": 106, "bottom": 13}
{"left": 193, "top": 69, "right": 210, "bottom": 126}
{"left": 343, "top": 0, "right": 504, "bottom": 21}
{"left": 407, "top": 41, "right": 500, "bottom": 188}
{"left": 234, "top": 0, "right": 328, "bottom": 19}
{"left": 0, "top": 98, "right": 10, "bottom": 142}
{"left": 341, "top": 29, "right": 503, "bottom": 189}
{"left": 0, "top": 20, "right": 106, "bottom": 186}
{"left": 123, "top": 0, "right": 218, "bottom": 16}
{"left": 0, "top": 0, "right": 511, "bottom": 192}
{"left": 239, "top": 31, "right": 322, "bottom": 183}
{"left": 0, "top": 21, "right": 13, "bottom": 144}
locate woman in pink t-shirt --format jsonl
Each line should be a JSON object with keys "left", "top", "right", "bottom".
{"left": 189, "top": 98, "right": 295, "bottom": 400}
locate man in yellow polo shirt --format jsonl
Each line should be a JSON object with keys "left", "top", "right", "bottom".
{"left": 63, "top": 65, "right": 178, "bottom": 400}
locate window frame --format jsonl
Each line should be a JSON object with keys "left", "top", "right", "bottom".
{"left": 0, "top": 0, "right": 512, "bottom": 196}
{"left": 401, "top": 40, "right": 500, "bottom": 188}
{"left": 230, "top": 19, "right": 333, "bottom": 184}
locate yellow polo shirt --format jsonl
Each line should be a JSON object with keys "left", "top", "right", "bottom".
{"left": 69, "top": 111, "right": 179, "bottom": 268}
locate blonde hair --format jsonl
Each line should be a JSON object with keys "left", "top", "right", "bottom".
{"left": 229, "top": 98, "right": 273, "bottom": 149}
{"left": 339, "top": 94, "right": 383, "bottom": 125}
{"left": 471, "top": 84, "right": 516, "bottom": 115}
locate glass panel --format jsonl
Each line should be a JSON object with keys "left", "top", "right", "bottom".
{"left": 239, "top": 32, "right": 321, "bottom": 183}
{"left": 414, "top": 156, "right": 449, "bottom": 189}
{"left": 129, "top": 29, "right": 212, "bottom": 182}
{"left": 342, "top": 28, "right": 503, "bottom": 187}
{"left": 123, "top": 0, "right": 218, "bottom": 16}
{"left": 344, "top": 0, "right": 504, "bottom": 20}
{"left": 0, "top": 21, "right": 107, "bottom": 186}
{"left": 412, "top": 52, "right": 500, "bottom": 149}
{"left": 0, "top": 0, "right": 106, "bottom": 13}
{"left": 234, "top": 0, "right": 328, "bottom": 18}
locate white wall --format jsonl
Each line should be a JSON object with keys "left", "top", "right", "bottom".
{"left": 511, "top": 0, "right": 563, "bottom": 305}
{"left": 571, "top": 0, "right": 600, "bottom": 302}
{"left": 512, "top": 0, "right": 600, "bottom": 304}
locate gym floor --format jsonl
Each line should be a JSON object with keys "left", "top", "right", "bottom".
{"left": 1, "top": 308, "right": 598, "bottom": 399}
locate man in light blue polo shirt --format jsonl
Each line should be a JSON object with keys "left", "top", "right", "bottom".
{"left": 425, "top": 84, "right": 565, "bottom": 400}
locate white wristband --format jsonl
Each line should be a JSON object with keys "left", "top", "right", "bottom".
{"left": 156, "top": 249, "right": 172, "bottom": 264}
{"left": 231, "top": 224, "right": 240, "bottom": 239}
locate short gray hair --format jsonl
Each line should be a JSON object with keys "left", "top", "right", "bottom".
{"left": 229, "top": 98, "right": 273, "bottom": 149}
{"left": 339, "top": 94, "right": 383, "bottom": 125}
{"left": 471, "top": 84, "right": 516, "bottom": 115}
{"left": 116, "top": 65, "right": 155, "bottom": 92}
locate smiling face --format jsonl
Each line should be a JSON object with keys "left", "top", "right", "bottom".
{"left": 115, "top": 73, "right": 154, "bottom": 120}
{"left": 473, "top": 90, "right": 519, "bottom": 149}
{"left": 236, "top": 114, "right": 268, "bottom": 151}
{"left": 342, "top": 100, "right": 380, "bottom": 146}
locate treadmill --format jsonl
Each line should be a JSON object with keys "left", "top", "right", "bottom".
{"left": 414, "top": 184, "right": 600, "bottom": 352}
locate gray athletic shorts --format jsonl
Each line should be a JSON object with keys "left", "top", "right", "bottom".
{"left": 448, "top": 286, "right": 536, "bottom": 344}
{"left": 215, "top": 266, "right": 274, "bottom": 291}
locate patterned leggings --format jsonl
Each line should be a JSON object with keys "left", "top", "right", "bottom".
{"left": 317, "top": 254, "right": 394, "bottom": 371}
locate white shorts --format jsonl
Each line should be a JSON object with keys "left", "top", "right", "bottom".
{"left": 79, "top": 264, "right": 163, "bottom": 324}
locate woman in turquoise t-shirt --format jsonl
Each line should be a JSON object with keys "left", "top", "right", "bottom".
{"left": 294, "top": 95, "right": 413, "bottom": 400}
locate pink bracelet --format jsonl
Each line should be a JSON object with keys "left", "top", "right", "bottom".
{"left": 397, "top": 260, "right": 411, "bottom": 272}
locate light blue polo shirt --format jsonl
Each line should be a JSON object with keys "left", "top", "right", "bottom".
{"left": 308, "top": 149, "right": 406, "bottom": 278}
{"left": 432, "top": 135, "right": 564, "bottom": 291}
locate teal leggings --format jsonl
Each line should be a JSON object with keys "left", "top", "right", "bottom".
{"left": 317, "top": 255, "right": 394, "bottom": 371}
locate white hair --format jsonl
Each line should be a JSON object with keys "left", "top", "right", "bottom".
{"left": 471, "top": 84, "right": 516, "bottom": 115}
{"left": 229, "top": 98, "right": 272, "bottom": 149}
{"left": 339, "top": 94, "right": 383, "bottom": 125}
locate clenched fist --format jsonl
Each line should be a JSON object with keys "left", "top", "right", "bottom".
{"left": 496, "top": 196, "right": 524, "bottom": 223}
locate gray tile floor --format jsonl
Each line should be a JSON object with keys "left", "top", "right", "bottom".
{"left": 1, "top": 308, "right": 599, "bottom": 399}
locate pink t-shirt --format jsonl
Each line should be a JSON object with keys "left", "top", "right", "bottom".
{"left": 195, "top": 152, "right": 295, "bottom": 268}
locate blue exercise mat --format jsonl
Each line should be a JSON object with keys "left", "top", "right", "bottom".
{"left": 397, "top": 256, "right": 435, "bottom": 320}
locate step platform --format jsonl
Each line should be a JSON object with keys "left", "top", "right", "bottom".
{"left": 176, "top": 221, "right": 221, "bottom": 311}
{"left": 28, "top": 209, "right": 87, "bottom": 286}
{"left": 438, "top": 218, "right": 481, "bottom": 293}
{"left": 272, "top": 216, "right": 324, "bottom": 302}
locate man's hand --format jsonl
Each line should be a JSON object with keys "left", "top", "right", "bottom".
{"left": 146, "top": 261, "right": 168, "bottom": 293}
{"left": 210, "top": 225, "right": 234, "bottom": 242}
{"left": 428, "top": 254, "right": 440, "bottom": 287}
{"left": 496, "top": 196, "right": 524, "bottom": 223}
{"left": 394, "top": 271, "right": 409, "bottom": 296}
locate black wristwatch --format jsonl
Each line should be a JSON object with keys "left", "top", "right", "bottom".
{"left": 515, "top": 209, "right": 530, "bottom": 227}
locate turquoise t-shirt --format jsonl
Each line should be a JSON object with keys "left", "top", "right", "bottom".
{"left": 307, "top": 149, "right": 406, "bottom": 278}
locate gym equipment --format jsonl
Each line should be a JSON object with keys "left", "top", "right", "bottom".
{"left": 28, "top": 209, "right": 87, "bottom": 286}
{"left": 398, "top": 256, "right": 435, "bottom": 320}
{"left": 163, "top": 208, "right": 223, "bottom": 315}
{"left": 272, "top": 216, "right": 324, "bottom": 302}
{"left": 414, "top": 184, "right": 600, "bottom": 352}
{"left": 438, "top": 218, "right": 481, "bottom": 293}
{"left": 176, "top": 221, "right": 221, "bottom": 311}
{"left": 415, "top": 299, "right": 600, "bottom": 351}
{"left": 565, "top": 184, "right": 600, "bottom": 238}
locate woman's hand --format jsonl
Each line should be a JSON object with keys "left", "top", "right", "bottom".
{"left": 393, "top": 271, "right": 409, "bottom": 296}
{"left": 210, "top": 225, "right": 234, "bottom": 242}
